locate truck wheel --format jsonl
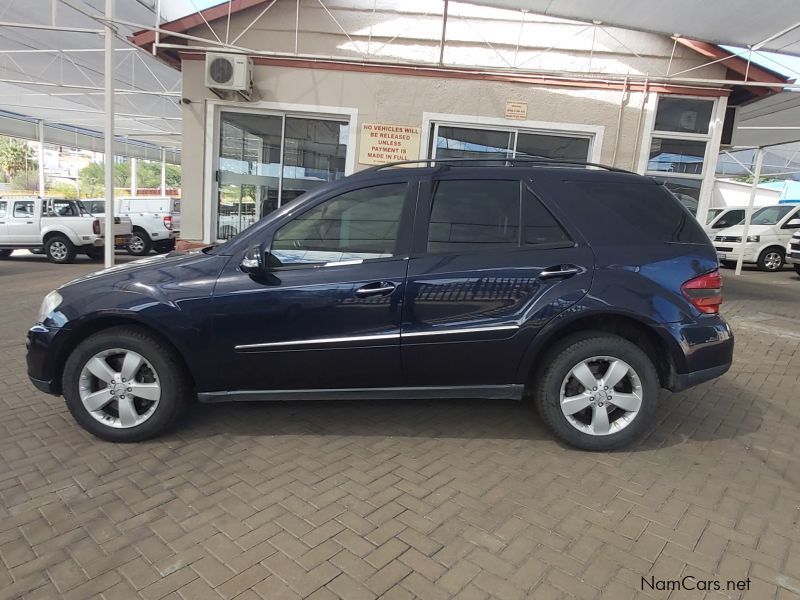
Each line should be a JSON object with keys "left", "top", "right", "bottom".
{"left": 0, "top": 249, "right": 12, "bottom": 259}
{"left": 794, "top": 264, "right": 800, "bottom": 276}
{"left": 757, "top": 247, "right": 784, "bottom": 271}
{"left": 153, "top": 241, "right": 173, "bottom": 254}
{"left": 62, "top": 326, "right": 192, "bottom": 442}
{"left": 533, "top": 333, "right": 658, "bottom": 451}
{"left": 45, "top": 236, "right": 77, "bottom": 264}
{"left": 127, "top": 229, "right": 152, "bottom": 256}
{"left": 85, "top": 247, "right": 104, "bottom": 261}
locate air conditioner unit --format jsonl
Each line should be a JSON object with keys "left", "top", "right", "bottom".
{"left": 205, "top": 52, "right": 252, "bottom": 94}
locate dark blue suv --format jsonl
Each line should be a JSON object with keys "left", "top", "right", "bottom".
{"left": 27, "top": 160, "right": 733, "bottom": 450}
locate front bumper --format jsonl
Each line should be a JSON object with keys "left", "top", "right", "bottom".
{"left": 26, "top": 324, "right": 64, "bottom": 395}
{"left": 714, "top": 242, "right": 757, "bottom": 263}
{"left": 786, "top": 246, "right": 800, "bottom": 265}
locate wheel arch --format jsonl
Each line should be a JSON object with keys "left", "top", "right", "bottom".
{"left": 51, "top": 314, "right": 196, "bottom": 396}
{"left": 42, "top": 227, "right": 80, "bottom": 246}
{"left": 517, "top": 311, "right": 682, "bottom": 390}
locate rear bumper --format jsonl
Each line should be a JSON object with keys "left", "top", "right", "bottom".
{"left": 659, "top": 316, "right": 734, "bottom": 392}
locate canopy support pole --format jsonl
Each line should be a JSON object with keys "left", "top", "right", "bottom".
{"left": 130, "top": 157, "right": 137, "bottom": 196}
{"left": 160, "top": 148, "right": 166, "bottom": 195}
{"left": 37, "top": 120, "right": 45, "bottom": 197}
{"left": 103, "top": 0, "right": 115, "bottom": 268}
{"left": 735, "top": 147, "right": 765, "bottom": 276}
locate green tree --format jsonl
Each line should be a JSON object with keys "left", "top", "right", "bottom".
{"left": 0, "top": 136, "right": 36, "bottom": 182}
{"left": 135, "top": 161, "right": 181, "bottom": 190}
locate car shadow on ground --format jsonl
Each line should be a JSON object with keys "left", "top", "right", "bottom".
{"left": 169, "top": 377, "right": 764, "bottom": 453}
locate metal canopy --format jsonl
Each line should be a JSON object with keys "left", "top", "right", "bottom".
{"left": 475, "top": 1, "right": 800, "bottom": 57}
{"left": 732, "top": 91, "right": 800, "bottom": 148}
{"left": 0, "top": 0, "right": 181, "bottom": 156}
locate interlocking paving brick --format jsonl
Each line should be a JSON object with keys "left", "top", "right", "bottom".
{"left": 2, "top": 259, "right": 800, "bottom": 599}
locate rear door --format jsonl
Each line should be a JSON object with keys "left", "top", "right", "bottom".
{"left": 401, "top": 173, "right": 594, "bottom": 387}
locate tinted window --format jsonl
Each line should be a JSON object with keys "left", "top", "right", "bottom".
{"left": 271, "top": 183, "right": 407, "bottom": 265}
{"left": 525, "top": 195, "right": 571, "bottom": 246}
{"left": 566, "top": 180, "right": 707, "bottom": 244}
{"left": 13, "top": 200, "right": 34, "bottom": 218}
{"left": 0, "top": 201, "right": 6, "bottom": 218}
{"left": 714, "top": 209, "right": 744, "bottom": 228}
{"left": 654, "top": 97, "right": 714, "bottom": 134}
{"left": 427, "top": 180, "right": 520, "bottom": 253}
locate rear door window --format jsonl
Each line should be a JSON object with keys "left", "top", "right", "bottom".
{"left": 13, "top": 200, "right": 34, "bottom": 218}
{"left": 426, "top": 180, "right": 520, "bottom": 253}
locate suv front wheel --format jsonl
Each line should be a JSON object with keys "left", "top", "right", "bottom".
{"left": 533, "top": 333, "right": 658, "bottom": 451}
{"left": 62, "top": 326, "right": 191, "bottom": 442}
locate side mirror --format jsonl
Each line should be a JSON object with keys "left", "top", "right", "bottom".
{"left": 783, "top": 218, "right": 800, "bottom": 229}
{"left": 240, "top": 245, "right": 263, "bottom": 274}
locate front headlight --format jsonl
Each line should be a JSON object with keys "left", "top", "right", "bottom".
{"left": 38, "top": 290, "right": 63, "bottom": 323}
{"left": 746, "top": 235, "right": 760, "bottom": 243}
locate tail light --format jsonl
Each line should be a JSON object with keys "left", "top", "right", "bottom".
{"left": 92, "top": 219, "right": 101, "bottom": 235}
{"left": 682, "top": 270, "right": 722, "bottom": 314}
{"left": 163, "top": 215, "right": 173, "bottom": 230}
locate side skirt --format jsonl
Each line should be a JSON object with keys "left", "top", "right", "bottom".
{"left": 198, "top": 385, "right": 525, "bottom": 403}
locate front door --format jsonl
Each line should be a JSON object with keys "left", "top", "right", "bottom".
{"left": 212, "top": 179, "right": 416, "bottom": 392}
{"left": 401, "top": 174, "right": 594, "bottom": 387}
{"left": 5, "top": 199, "right": 39, "bottom": 244}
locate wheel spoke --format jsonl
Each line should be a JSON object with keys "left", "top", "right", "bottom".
{"left": 561, "top": 391, "right": 593, "bottom": 416}
{"left": 120, "top": 352, "right": 143, "bottom": 381}
{"left": 129, "top": 382, "right": 160, "bottom": 401}
{"left": 86, "top": 356, "right": 117, "bottom": 383}
{"left": 603, "top": 360, "right": 629, "bottom": 390}
{"left": 570, "top": 361, "right": 598, "bottom": 391}
{"left": 82, "top": 389, "right": 112, "bottom": 412}
{"left": 591, "top": 404, "right": 610, "bottom": 434}
{"left": 117, "top": 397, "right": 139, "bottom": 427}
{"left": 611, "top": 392, "right": 641, "bottom": 412}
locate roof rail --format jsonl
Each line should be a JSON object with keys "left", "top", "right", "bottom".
{"left": 356, "top": 154, "right": 636, "bottom": 175}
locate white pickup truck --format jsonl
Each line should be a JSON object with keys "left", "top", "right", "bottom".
{"left": 0, "top": 196, "right": 132, "bottom": 264}
{"left": 83, "top": 197, "right": 180, "bottom": 255}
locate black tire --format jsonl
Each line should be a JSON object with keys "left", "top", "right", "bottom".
{"left": 62, "top": 326, "right": 192, "bottom": 442}
{"left": 30, "top": 247, "right": 44, "bottom": 255}
{"left": 756, "top": 247, "right": 784, "bottom": 272}
{"left": 45, "top": 235, "right": 77, "bottom": 264}
{"left": 84, "top": 247, "right": 103, "bottom": 261}
{"left": 0, "top": 249, "right": 12, "bottom": 259}
{"left": 532, "top": 333, "right": 659, "bottom": 451}
{"left": 153, "top": 240, "right": 174, "bottom": 254}
{"left": 127, "top": 229, "right": 152, "bottom": 256}
{"left": 720, "top": 260, "right": 736, "bottom": 269}
{"left": 794, "top": 264, "right": 800, "bottom": 276}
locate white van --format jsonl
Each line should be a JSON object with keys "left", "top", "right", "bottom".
{"left": 84, "top": 196, "right": 181, "bottom": 255}
{"left": 713, "top": 203, "right": 800, "bottom": 271}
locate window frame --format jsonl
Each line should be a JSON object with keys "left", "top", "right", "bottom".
{"left": 266, "top": 178, "right": 418, "bottom": 271}
{"left": 13, "top": 200, "right": 34, "bottom": 219}
{"left": 0, "top": 200, "right": 6, "bottom": 219}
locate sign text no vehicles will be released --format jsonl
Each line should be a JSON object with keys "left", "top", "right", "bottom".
{"left": 358, "top": 123, "right": 421, "bottom": 165}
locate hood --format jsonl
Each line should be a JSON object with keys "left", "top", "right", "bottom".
{"left": 60, "top": 249, "right": 207, "bottom": 288}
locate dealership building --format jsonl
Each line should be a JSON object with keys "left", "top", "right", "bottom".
{"left": 130, "top": 0, "right": 787, "bottom": 246}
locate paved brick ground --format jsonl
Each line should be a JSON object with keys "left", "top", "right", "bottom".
{"left": 1, "top": 252, "right": 800, "bottom": 600}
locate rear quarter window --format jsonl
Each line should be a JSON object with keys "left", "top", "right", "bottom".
{"left": 564, "top": 180, "right": 707, "bottom": 244}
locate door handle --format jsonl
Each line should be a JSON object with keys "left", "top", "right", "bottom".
{"left": 26, "top": 221, "right": 33, "bottom": 224}
{"left": 355, "top": 281, "right": 397, "bottom": 298}
{"left": 540, "top": 265, "right": 581, "bottom": 279}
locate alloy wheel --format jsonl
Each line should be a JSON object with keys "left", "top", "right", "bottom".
{"left": 78, "top": 348, "right": 161, "bottom": 428}
{"left": 559, "top": 355, "right": 643, "bottom": 436}
{"left": 129, "top": 235, "right": 145, "bottom": 254}
{"left": 764, "top": 251, "right": 782, "bottom": 271}
{"left": 50, "top": 241, "right": 67, "bottom": 261}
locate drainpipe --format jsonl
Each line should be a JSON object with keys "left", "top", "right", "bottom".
{"left": 631, "top": 76, "right": 649, "bottom": 172}
{"left": 611, "top": 76, "right": 629, "bottom": 167}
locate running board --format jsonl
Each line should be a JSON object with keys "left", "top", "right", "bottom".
{"left": 198, "top": 385, "right": 525, "bottom": 403}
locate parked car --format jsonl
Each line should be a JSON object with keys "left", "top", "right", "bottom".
{"left": 0, "top": 196, "right": 131, "bottom": 263}
{"left": 83, "top": 197, "right": 180, "bottom": 256}
{"left": 713, "top": 204, "right": 800, "bottom": 271}
{"left": 786, "top": 230, "right": 800, "bottom": 275}
{"left": 704, "top": 206, "right": 745, "bottom": 235}
{"left": 26, "top": 160, "right": 733, "bottom": 450}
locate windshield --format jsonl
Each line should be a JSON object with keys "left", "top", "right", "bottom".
{"left": 706, "top": 209, "right": 723, "bottom": 224}
{"left": 751, "top": 205, "right": 794, "bottom": 226}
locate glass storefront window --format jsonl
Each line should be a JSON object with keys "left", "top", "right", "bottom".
{"left": 647, "top": 138, "right": 706, "bottom": 175}
{"left": 654, "top": 97, "right": 714, "bottom": 135}
{"left": 516, "top": 132, "right": 590, "bottom": 161}
{"left": 216, "top": 111, "right": 349, "bottom": 240}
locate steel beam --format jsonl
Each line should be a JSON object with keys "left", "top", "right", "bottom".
{"left": 104, "top": 0, "right": 115, "bottom": 268}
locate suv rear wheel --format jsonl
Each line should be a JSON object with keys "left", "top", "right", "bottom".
{"left": 62, "top": 326, "right": 191, "bottom": 442}
{"left": 533, "top": 333, "right": 658, "bottom": 451}
{"left": 45, "top": 235, "right": 76, "bottom": 264}
{"left": 0, "top": 249, "right": 12, "bottom": 259}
